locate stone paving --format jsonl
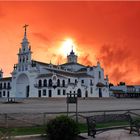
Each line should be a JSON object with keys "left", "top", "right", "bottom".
{"left": 81, "top": 129, "right": 140, "bottom": 140}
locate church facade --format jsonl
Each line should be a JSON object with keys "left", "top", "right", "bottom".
{"left": 0, "top": 26, "right": 109, "bottom": 99}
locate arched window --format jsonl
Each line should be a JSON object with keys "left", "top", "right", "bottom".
{"left": 8, "top": 82, "right": 10, "bottom": 89}
{"left": 62, "top": 80, "right": 65, "bottom": 87}
{"left": 99, "top": 71, "right": 101, "bottom": 79}
{"left": 43, "top": 79, "right": 47, "bottom": 87}
{"left": 77, "top": 89, "right": 82, "bottom": 97}
{"left": 57, "top": 79, "right": 60, "bottom": 87}
{"left": 49, "top": 79, "right": 52, "bottom": 87}
{"left": 4, "top": 83, "right": 6, "bottom": 89}
{"left": 38, "top": 80, "right": 42, "bottom": 87}
{"left": 0, "top": 83, "right": 2, "bottom": 89}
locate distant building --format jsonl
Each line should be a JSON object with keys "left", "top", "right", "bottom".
{"left": 0, "top": 26, "right": 109, "bottom": 98}
{"left": 110, "top": 85, "right": 140, "bottom": 98}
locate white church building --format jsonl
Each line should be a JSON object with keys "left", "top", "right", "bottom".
{"left": 0, "top": 26, "right": 109, "bottom": 99}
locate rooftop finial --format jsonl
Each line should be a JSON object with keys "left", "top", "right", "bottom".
{"left": 70, "top": 45, "right": 74, "bottom": 54}
{"left": 23, "top": 24, "right": 29, "bottom": 37}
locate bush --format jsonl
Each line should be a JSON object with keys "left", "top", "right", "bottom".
{"left": 46, "top": 115, "right": 79, "bottom": 140}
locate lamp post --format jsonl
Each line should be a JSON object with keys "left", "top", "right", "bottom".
{"left": 66, "top": 92, "right": 78, "bottom": 123}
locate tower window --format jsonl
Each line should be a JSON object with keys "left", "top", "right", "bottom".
{"left": 99, "top": 71, "right": 101, "bottom": 79}
{"left": 0, "top": 83, "right": 2, "bottom": 89}
{"left": 8, "top": 82, "right": 10, "bottom": 89}
{"left": 4, "top": 83, "right": 6, "bottom": 89}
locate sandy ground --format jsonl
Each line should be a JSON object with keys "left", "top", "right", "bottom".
{"left": 0, "top": 98, "right": 140, "bottom": 113}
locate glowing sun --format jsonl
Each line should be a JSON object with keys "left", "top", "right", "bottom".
{"left": 59, "top": 38, "right": 77, "bottom": 57}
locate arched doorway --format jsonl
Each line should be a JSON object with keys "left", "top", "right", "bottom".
{"left": 16, "top": 74, "right": 30, "bottom": 98}
{"left": 77, "top": 89, "right": 82, "bottom": 97}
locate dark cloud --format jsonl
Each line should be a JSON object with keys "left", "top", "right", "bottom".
{"left": 33, "top": 32, "right": 50, "bottom": 42}
{"left": 97, "top": 44, "right": 139, "bottom": 84}
{"left": 79, "top": 54, "right": 93, "bottom": 66}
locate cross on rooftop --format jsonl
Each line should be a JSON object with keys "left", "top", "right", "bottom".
{"left": 23, "top": 24, "right": 29, "bottom": 34}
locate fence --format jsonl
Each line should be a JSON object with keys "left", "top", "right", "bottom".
{"left": 0, "top": 109, "right": 140, "bottom": 128}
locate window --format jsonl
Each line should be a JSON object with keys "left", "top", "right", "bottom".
{"left": 62, "top": 80, "right": 65, "bottom": 87}
{"left": 90, "top": 80, "right": 93, "bottom": 85}
{"left": 43, "top": 89, "right": 46, "bottom": 96}
{"left": 63, "top": 90, "right": 66, "bottom": 95}
{"left": 4, "top": 83, "right": 6, "bottom": 89}
{"left": 90, "top": 87, "right": 93, "bottom": 94}
{"left": 3, "top": 91, "right": 5, "bottom": 96}
{"left": 81, "top": 80, "right": 84, "bottom": 84}
{"left": 57, "top": 79, "right": 60, "bottom": 87}
{"left": 75, "top": 79, "right": 77, "bottom": 84}
{"left": 38, "top": 90, "right": 41, "bottom": 97}
{"left": 7, "top": 91, "right": 9, "bottom": 97}
{"left": 38, "top": 80, "right": 42, "bottom": 87}
{"left": 68, "top": 79, "right": 70, "bottom": 83}
{"left": 49, "top": 79, "right": 52, "bottom": 87}
{"left": 8, "top": 82, "right": 10, "bottom": 89}
{"left": 43, "top": 79, "right": 47, "bottom": 87}
{"left": 99, "top": 71, "right": 101, "bottom": 79}
{"left": 57, "top": 89, "right": 61, "bottom": 95}
{"left": 0, "top": 83, "right": 2, "bottom": 89}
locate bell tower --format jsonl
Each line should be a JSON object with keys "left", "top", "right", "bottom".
{"left": 0, "top": 69, "right": 3, "bottom": 79}
{"left": 17, "top": 24, "right": 32, "bottom": 71}
{"left": 67, "top": 47, "right": 78, "bottom": 63}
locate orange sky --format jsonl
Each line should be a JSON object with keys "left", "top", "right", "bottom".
{"left": 0, "top": 1, "right": 140, "bottom": 85}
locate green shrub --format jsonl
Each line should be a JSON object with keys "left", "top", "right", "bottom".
{"left": 46, "top": 115, "right": 79, "bottom": 140}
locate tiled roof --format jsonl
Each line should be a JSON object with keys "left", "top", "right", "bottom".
{"left": 96, "top": 82, "right": 105, "bottom": 87}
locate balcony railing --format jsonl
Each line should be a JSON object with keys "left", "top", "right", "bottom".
{"left": 0, "top": 86, "right": 11, "bottom": 90}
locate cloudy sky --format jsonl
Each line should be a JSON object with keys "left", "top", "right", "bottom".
{"left": 0, "top": 1, "right": 140, "bottom": 85}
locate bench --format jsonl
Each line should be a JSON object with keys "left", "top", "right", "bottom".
{"left": 127, "top": 114, "right": 140, "bottom": 136}
{"left": 86, "top": 113, "right": 140, "bottom": 138}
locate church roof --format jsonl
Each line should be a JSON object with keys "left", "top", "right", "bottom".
{"left": 47, "top": 68, "right": 94, "bottom": 78}
{"left": 0, "top": 77, "right": 12, "bottom": 81}
{"left": 37, "top": 73, "right": 67, "bottom": 79}
{"left": 34, "top": 60, "right": 50, "bottom": 66}
{"left": 61, "top": 62, "right": 85, "bottom": 67}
